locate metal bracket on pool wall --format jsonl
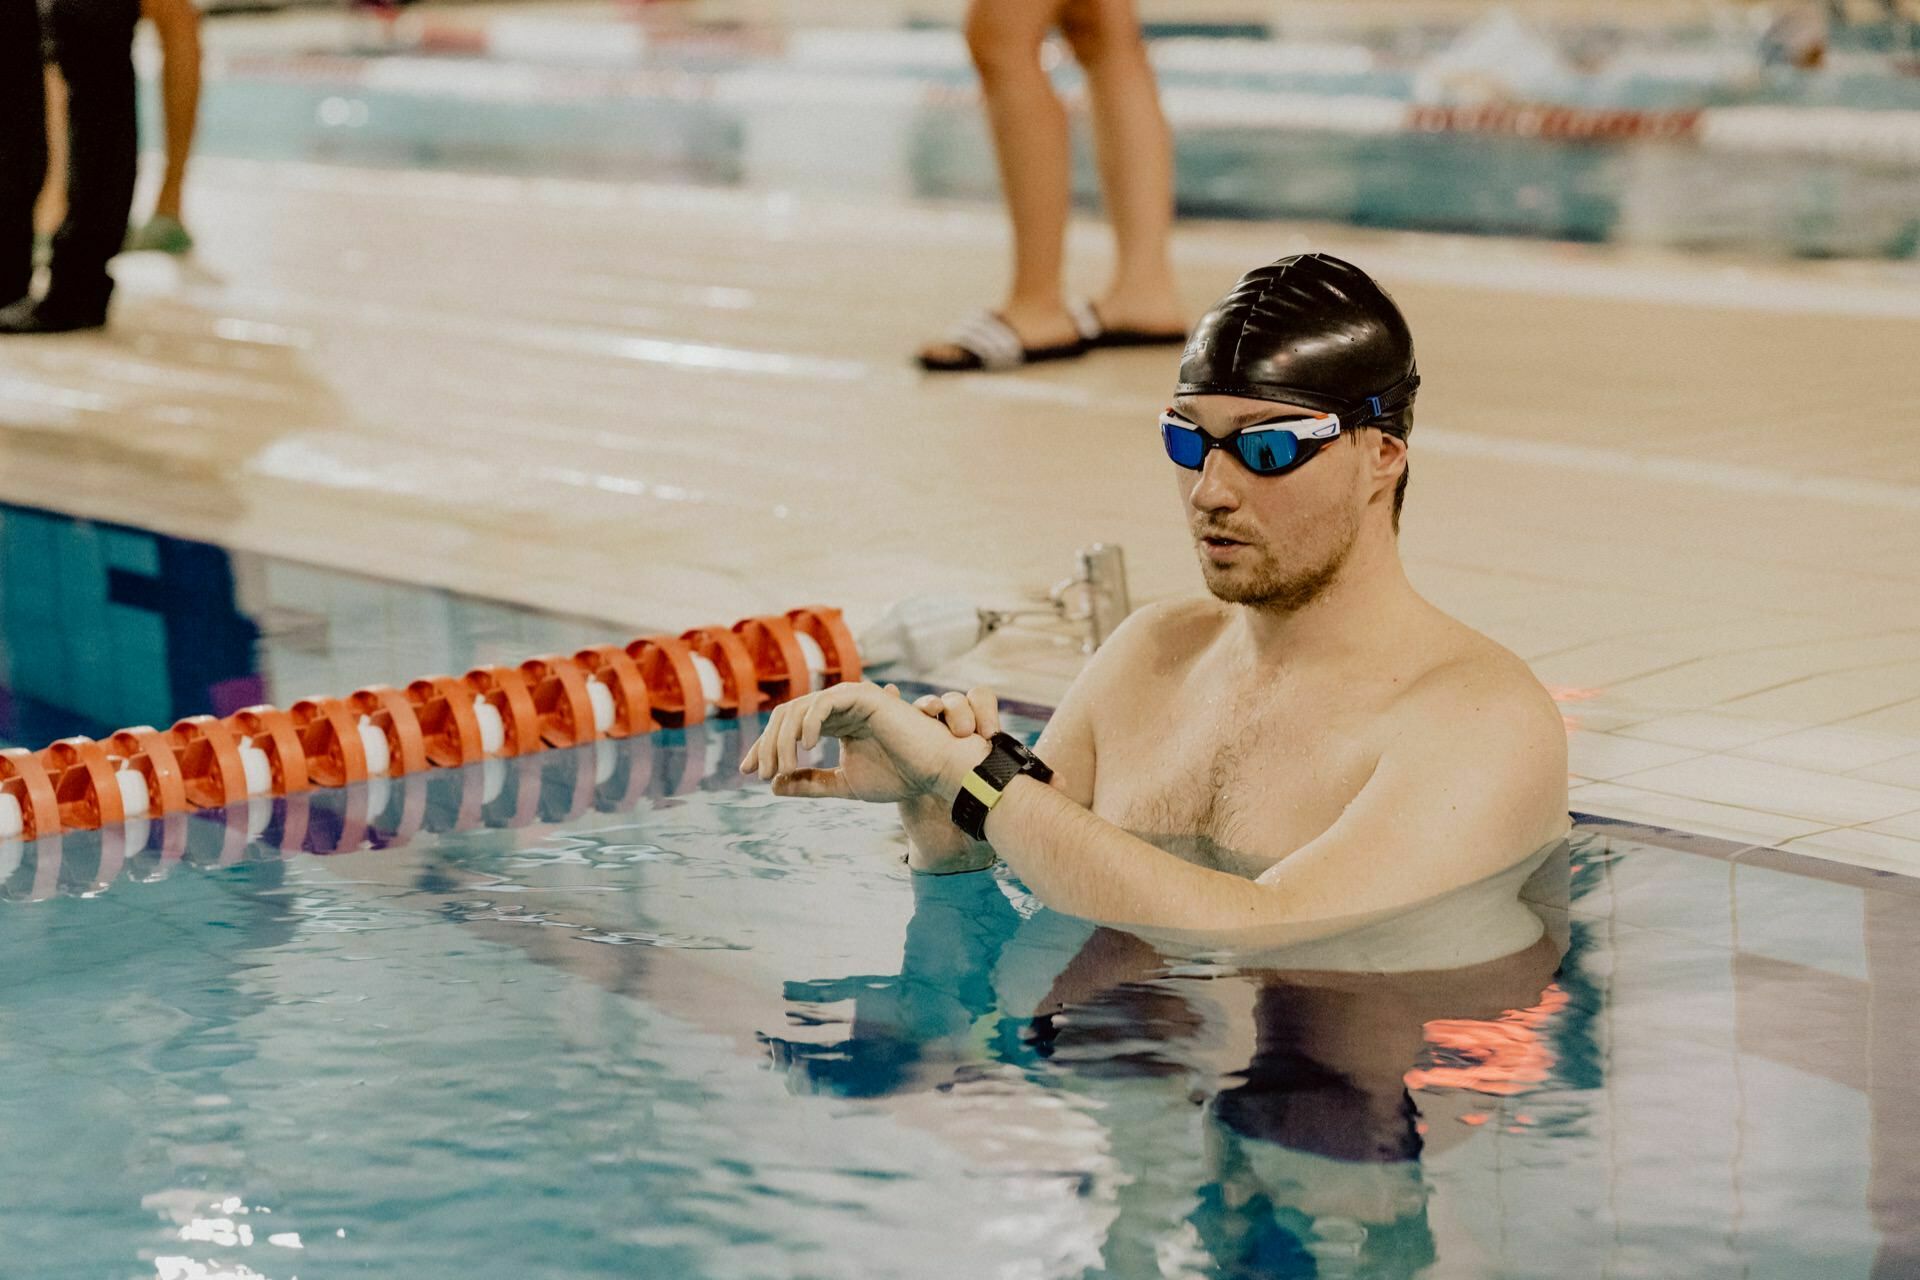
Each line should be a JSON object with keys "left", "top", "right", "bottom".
{"left": 983, "top": 543, "right": 1133, "bottom": 655}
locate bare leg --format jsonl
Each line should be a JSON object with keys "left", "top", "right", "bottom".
{"left": 920, "top": 0, "right": 1082, "bottom": 364}
{"left": 34, "top": 65, "right": 68, "bottom": 239}
{"left": 1061, "top": 0, "right": 1183, "bottom": 335}
{"left": 146, "top": 0, "right": 201, "bottom": 224}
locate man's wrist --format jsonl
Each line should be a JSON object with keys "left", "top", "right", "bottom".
{"left": 932, "top": 736, "right": 993, "bottom": 805}
{"left": 979, "top": 771, "right": 1047, "bottom": 831}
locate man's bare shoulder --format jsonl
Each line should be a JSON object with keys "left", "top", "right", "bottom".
{"left": 1086, "top": 596, "right": 1231, "bottom": 681}
{"left": 1049, "top": 597, "right": 1225, "bottom": 744}
{"left": 1036, "top": 597, "right": 1229, "bottom": 803}
{"left": 1389, "top": 625, "right": 1565, "bottom": 763}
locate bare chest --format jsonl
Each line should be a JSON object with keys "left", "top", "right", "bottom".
{"left": 1091, "top": 689, "right": 1382, "bottom": 876}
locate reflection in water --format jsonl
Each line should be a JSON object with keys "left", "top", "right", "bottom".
{"left": 0, "top": 500, "right": 616, "bottom": 751}
{"left": 0, "top": 719, "right": 753, "bottom": 902}
{"left": 0, "top": 504, "right": 261, "bottom": 743}
{"left": 766, "top": 849, "right": 1578, "bottom": 1278}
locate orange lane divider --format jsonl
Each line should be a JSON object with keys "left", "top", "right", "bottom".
{"left": 788, "top": 606, "right": 861, "bottom": 685}
{"left": 107, "top": 727, "right": 191, "bottom": 816}
{"left": 680, "top": 625, "right": 761, "bottom": 719}
{"left": 0, "top": 748, "right": 61, "bottom": 841}
{"left": 289, "top": 698, "right": 369, "bottom": 789}
{"left": 464, "top": 666, "right": 542, "bottom": 757}
{"left": 520, "top": 655, "right": 600, "bottom": 750}
{"left": 406, "top": 676, "right": 487, "bottom": 768}
{"left": 348, "top": 685, "right": 430, "bottom": 776}
{"left": 627, "top": 634, "right": 705, "bottom": 727}
{"left": 168, "top": 715, "right": 251, "bottom": 811}
{"left": 228, "top": 706, "right": 311, "bottom": 796}
{"left": 735, "top": 614, "right": 814, "bottom": 705}
{"left": 4, "top": 720, "right": 762, "bottom": 900}
{"left": 40, "top": 737, "right": 126, "bottom": 831}
{"left": 574, "top": 645, "right": 656, "bottom": 737}
{"left": 0, "top": 604, "right": 861, "bottom": 841}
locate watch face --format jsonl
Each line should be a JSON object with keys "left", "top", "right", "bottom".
{"left": 984, "top": 734, "right": 1050, "bottom": 787}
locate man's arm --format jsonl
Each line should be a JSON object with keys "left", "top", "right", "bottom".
{"left": 963, "top": 669, "right": 1569, "bottom": 941}
{"left": 749, "top": 633, "right": 1567, "bottom": 939}
{"left": 896, "top": 600, "right": 1162, "bottom": 871}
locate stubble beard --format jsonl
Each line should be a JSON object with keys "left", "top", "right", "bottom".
{"left": 1198, "top": 509, "right": 1359, "bottom": 613}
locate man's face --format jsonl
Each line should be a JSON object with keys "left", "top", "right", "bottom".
{"left": 1168, "top": 393, "right": 1373, "bottom": 611}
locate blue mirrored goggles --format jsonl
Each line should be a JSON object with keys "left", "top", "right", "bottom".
{"left": 1159, "top": 410, "right": 1345, "bottom": 477}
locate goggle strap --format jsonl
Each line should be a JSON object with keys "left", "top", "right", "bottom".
{"left": 1353, "top": 369, "right": 1420, "bottom": 426}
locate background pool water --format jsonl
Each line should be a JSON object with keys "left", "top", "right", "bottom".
{"left": 0, "top": 500, "right": 617, "bottom": 749}
{"left": 163, "top": 25, "right": 1920, "bottom": 258}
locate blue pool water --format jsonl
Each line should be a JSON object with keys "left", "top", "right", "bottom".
{"left": 0, "top": 500, "right": 613, "bottom": 750}
{"left": 5, "top": 508, "right": 1918, "bottom": 1277}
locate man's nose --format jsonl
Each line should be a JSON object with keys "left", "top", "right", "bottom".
{"left": 1189, "top": 448, "right": 1243, "bottom": 512}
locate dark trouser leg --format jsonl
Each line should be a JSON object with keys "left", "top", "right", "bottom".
{"left": 44, "top": 0, "right": 139, "bottom": 319}
{"left": 0, "top": 0, "right": 48, "bottom": 303}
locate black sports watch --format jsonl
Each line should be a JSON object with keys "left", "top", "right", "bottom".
{"left": 951, "top": 732, "right": 1054, "bottom": 842}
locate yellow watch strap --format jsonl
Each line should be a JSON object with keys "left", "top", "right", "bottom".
{"left": 958, "top": 770, "right": 1003, "bottom": 811}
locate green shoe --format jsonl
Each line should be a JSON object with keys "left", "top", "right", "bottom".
{"left": 125, "top": 214, "right": 193, "bottom": 255}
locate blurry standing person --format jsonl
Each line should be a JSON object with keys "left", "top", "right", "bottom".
{"left": 918, "top": 0, "right": 1186, "bottom": 372}
{"left": 0, "top": 0, "right": 140, "bottom": 333}
{"left": 38, "top": 0, "right": 202, "bottom": 256}
{"left": 31, "top": 62, "right": 66, "bottom": 261}
{"left": 2, "top": 0, "right": 48, "bottom": 311}
{"left": 126, "top": 0, "right": 202, "bottom": 254}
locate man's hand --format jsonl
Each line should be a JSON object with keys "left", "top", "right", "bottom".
{"left": 907, "top": 686, "right": 1001, "bottom": 741}
{"left": 741, "top": 681, "right": 990, "bottom": 804}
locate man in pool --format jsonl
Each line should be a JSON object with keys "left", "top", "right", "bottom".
{"left": 744, "top": 253, "right": 1570, "bottom": 946}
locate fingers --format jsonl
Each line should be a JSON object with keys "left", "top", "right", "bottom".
{"left": 969, "top": 685, "right": 1001, "bottom": 738}
{"left": 938, "top": 691, "right": 976, "bottom": 737}
{"left": 776, "top": 696, "right": 805, "bottom": 778}
{"left": 748, "top": 684, "right": 876, "bottom": 782}
{"left": 772, "top": 768, "right": 853, "bottom": 799}
{"left": 907, "top": 686, "right": 1000, "bottom": 739}
{"left": 912, "top": 695, "right": 963, "bottom": 737}
{"left": 745, "top": 693, "right": 816, "bottom": 781}
{"left": 800, "top": 681, "right": 867, "bottom": 750}
{"left": 743, "top": 700, "right": 779, "bottom": 780}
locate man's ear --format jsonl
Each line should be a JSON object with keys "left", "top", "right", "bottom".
{"left": 1372, "top": 431, "right": 1408, "bottom": 489}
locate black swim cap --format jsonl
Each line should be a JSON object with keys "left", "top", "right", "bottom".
{"left": 1177, "top": 253, "right": 1419, "bottom": 430}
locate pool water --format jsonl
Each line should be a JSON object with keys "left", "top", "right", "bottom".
{"left": 0, "top": 500, "right": 616, "bottom": 750}
{"left": 4, "top": 508, "right": 1916, "bottom": 1278}
{"left": 5, "top": 710, "right": 1917, "bottom": 1277}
